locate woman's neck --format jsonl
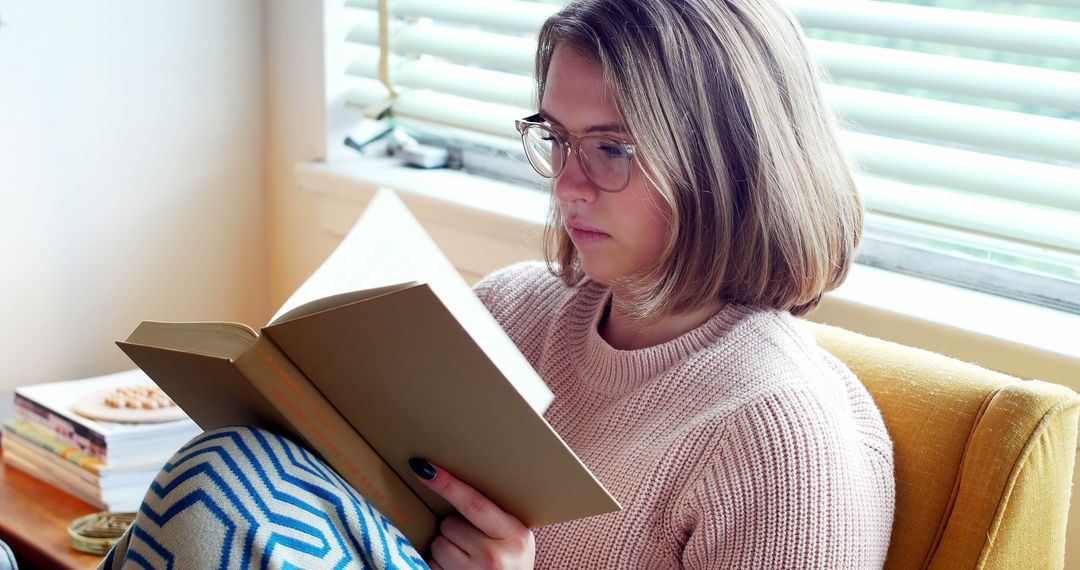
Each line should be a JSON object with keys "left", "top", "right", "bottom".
{"left": 599, "top": 294, "right": 726, "bottom": 351}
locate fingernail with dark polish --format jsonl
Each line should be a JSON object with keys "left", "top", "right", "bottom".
{"left": 409, "top": 458, "right": 437, "bottom": 480}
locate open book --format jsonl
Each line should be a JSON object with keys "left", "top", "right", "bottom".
{"left": 116, "top": 189, "right": 619, "bottom": 549}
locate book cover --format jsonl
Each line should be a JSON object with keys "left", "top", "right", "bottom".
{"left": 116, "top": 189, "right": 620, "bottom": 549}
{"left": 14, "top": 394, "right": 107, "bottom": 461}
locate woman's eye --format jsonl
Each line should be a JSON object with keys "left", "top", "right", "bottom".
{"left": 538, "top": 129, "right": 560, "bottom": 143}
{"left": 598, "top": 144, "right": 625, "bottom": 158}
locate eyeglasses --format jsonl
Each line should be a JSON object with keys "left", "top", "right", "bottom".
{"left": 515, "top": 113, "right": 637, "bottom": 192}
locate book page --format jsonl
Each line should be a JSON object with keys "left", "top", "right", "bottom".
{"left": 272, "top": 284, "right": 415, "bottom": 326}
{"left": 125, "top": 321, "right": 258, "bottom": 360}
{"left": 272, "top": 189, "right": 455, "bottom": 320}
{"left": 271, "top": 188, "right": 553, "bottom": 414}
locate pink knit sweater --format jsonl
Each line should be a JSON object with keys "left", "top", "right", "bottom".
{"left": 474, "top": 262, "right": 895, "bottom": 569}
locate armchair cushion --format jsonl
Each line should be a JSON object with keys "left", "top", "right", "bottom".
{"left": 810, "top": 322, "right": 1080, "bottom": 569}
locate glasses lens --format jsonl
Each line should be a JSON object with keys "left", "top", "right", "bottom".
{"left": 579, "top": 137, "right": 631, "bottom": 191}
{"left": 522, "top": 125, "right": 564, "bottom": 178}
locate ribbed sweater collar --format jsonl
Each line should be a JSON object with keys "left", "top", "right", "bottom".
{"left": 567, "top": 280, "right": 758, "bottom": 395}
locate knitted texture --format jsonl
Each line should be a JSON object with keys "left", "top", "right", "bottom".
{"left": 474, "top": 262, "right": 895, "bottom": 569}
{"left": 101, "top": 426, "right": 427, "bottom": 569}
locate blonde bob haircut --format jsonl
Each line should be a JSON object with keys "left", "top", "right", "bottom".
{"left": 537, "top": 0, "right": 862, "bottom": 320}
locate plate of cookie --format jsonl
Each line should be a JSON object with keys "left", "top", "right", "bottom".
{"left": 73, "top": 385, "right": 187, "bottom": 423}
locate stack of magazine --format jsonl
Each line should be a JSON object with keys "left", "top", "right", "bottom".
{"left": 2, "top": 368, "right": 201, "bottom": 510}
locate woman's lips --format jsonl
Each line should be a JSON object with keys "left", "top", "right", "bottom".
{"left": 567, "top": 224, "right": 611, "bottom": 245}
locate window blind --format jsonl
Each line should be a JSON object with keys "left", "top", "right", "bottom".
{"left": 791, "top": 0, "right": 1080, "bottom": 264}
{"left": 339, "top": 0, "right": 1080, "bottom": 267}
{"left": 343, "top": 0, "right": 548, "bottom": 142}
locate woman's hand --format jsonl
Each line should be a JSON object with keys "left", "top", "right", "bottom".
{"left": 409, "top": 458, "right": 535, "bottom": 570}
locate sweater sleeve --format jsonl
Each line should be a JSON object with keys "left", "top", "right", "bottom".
{"left": 680, "top": 387, "right": 890, "bottom": 569}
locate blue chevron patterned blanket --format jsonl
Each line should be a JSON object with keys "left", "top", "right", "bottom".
{"left": 100, "top": 426, "right": 429, "bottom": 569}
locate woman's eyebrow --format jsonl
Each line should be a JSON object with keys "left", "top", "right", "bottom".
{"left": 539, "top": 108, "right": 628, "bottom": 135}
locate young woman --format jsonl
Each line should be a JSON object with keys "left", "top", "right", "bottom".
{"left": 103, "top": 0, "right": 893, "bottom": 568}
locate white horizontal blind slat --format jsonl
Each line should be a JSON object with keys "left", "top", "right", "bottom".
{"left": 808, "top": 39, "right": 1080, "bottom": 111}
{"left": 1012, "top": 0, "right": 1080, "bottom": 9}
{"left": 346, "top": 12, "right": 536, "bottom": 74}
{"left": 346, "top": 0, "right": 557, "bottom": 34}
{"left": 826, "top": 85, "right": 1080, "bottom": 163}
{"left": 859, "top": 175, "right": 1080, "bottom": 254}
{"left": 346, "top": 48, "right": 535, "bottom": 109}
{"left": 842, "top": 131, "right": 1080, "bottom": 214}
{"left": 346, "top": 83, "right": 525, "bottom": 138}
{"left": 787, "top": 0, "right": 1080, "bottom": 58}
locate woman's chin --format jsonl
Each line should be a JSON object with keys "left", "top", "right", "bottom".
{"left": 579, "top": 259, "right": 621, "bottom": 286}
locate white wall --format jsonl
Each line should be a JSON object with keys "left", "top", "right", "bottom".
{"left": 264, "top": 0, "right": 339, "bottom": 308}
{"left": 0, "top": 0, "right": 267, "bottom": 391}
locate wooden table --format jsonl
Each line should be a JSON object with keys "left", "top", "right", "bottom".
{"left": 0, "top": 450, "right": 104, "bottom": 569}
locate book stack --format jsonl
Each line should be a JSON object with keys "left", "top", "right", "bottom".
{"left": 2, "top": 368, "right": 201, "bottom": 511}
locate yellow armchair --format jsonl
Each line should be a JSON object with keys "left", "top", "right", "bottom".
{"left": 811, "top": 322, "right": 1080, "bottom": 569}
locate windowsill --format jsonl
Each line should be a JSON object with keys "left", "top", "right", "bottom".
{"left": 295, "top": 157, "right": 1080, "bottom": 391}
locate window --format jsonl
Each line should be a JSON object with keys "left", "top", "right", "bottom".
{"left": 335, "top": 0, "right": 1080, "bottom": 313}
{"left": 336, "top": 0, "right": 552, "bottom": 183}
{"left": 796, "top": 0, "right": 1080, "bottom": 313}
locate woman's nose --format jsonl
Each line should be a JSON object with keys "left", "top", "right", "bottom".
{"left": 553, "top": 151, "right": 598, "bottom": 204}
